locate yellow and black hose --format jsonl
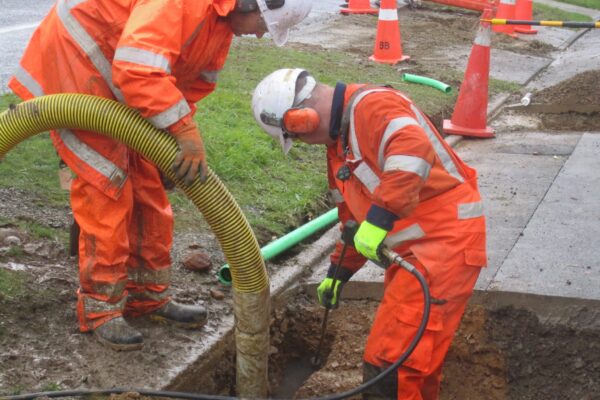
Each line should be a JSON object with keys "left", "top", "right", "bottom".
{"left": 0, "top": 94, "right": 270, "bottom": 396}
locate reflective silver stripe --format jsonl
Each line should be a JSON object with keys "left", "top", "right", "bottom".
{"left": 93, "top": 280, "right": 127, "bottom": 299}
{"left": 377, "top": 116, "right": 420, "bottom": 169}
{"left": 348, "top": 88, "right": 464, "bottom": 195}
{"left": 353, "top": 162, "right": 380, "bottom": 193}
{"left": 14, "top": 66, "right": 44, "bottom": 96}
{"left": 383, "top": 223, "right": 425, "bottom": 248}
{"left": 378, "top": 8, "right": 398, "bottom": 21}
{"left": 83, "top": 295, "right": 126, "bottom": 314}
{"left": 474, "top": 25, "right": 492, "bottom": 47}
{"left": 148, "top": 98, "right": 191, "bottom": 129}
{"left": 458, "top": 201, "right": 484, "bottom": 219}
{"left": 329, "top": 189, "right": 344, "bottom": 204}
{"left": 128, "top": 267, "right": 171, "bottom": 286}
{"left": 349, "top": 88, "right": 392, "bottom": 160}
{"left": 56, "top": 0, "right": 124, "bottom": 102}
{"left": 384, "top": 155, "right": 431, "bottom": 180}
{"left": 500, "top": 0, "right": 516, "bottom": 4}
{"left": 128, "top": 289, "right": 170, "bottom": 302}
{"left": 410, "top": 104, "right": 464, "bottom": 183}
{"left": 59, "top": 129, "right": 126, "bottom": 187}
{"left": 199, "top": 69, "right": 220, "bottom": 84}
{"left": 114, "top": 46, "right": 171, "bottom": 74}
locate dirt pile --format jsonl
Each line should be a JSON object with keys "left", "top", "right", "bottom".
{"left": 535, "top": 70, "right": 600, "bottom": 131}
{"left": 500, "top": 70, "right": 600, "bottom": 132}
{"left": 536, "top": 69, "right": 600, "bottom": 108}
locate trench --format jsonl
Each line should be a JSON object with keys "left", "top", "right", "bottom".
{"left": 163, "top": 287, "right": 600, "bottom": 400}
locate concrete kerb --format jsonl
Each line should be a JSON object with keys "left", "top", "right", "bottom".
{"left": 559, "top": 27, "right": 592, "bottom": 51}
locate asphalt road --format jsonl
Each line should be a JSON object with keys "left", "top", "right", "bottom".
{"left": 0, "top": 0, "right": 54, "bottom": 94}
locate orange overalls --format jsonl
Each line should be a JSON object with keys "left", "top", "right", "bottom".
{"left": 9, "top": 0, "right": 236, "bottom": 331}
{"left": 327, "top": 85, "right": 487, "bottom": 399}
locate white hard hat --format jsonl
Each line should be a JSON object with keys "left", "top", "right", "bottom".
{"left": 252, "top": 68, "right": 316, "bottom": 154}
{"left": 257, "top": 0, "right": 312, "bottom": 46}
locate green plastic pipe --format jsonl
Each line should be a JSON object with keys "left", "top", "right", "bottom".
{"left": 218, "top": 208, "right": 339, "bottom": 285}
{"left": 402, "top": 73, "right": 452, "bottom": 94}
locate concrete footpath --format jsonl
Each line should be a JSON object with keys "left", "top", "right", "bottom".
{"left": 300, "top": 5, "right": 600, "bottom": 329}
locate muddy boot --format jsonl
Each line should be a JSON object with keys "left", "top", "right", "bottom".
{"left": 150, "top": 301, "right": 208, "bottom": 329}
{"left": 93, "top": 317, "right": 143, "bottom": 351}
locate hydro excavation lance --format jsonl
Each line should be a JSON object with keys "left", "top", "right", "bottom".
{"left": 311, "top": 220, "right": 359, "bottom": 367}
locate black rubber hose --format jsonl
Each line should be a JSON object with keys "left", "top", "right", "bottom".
{"left": 1, "top": 265, "right": 430, "bottom": 400}
{"left": 310, "top": 263, "right": 431, "bottom": 400}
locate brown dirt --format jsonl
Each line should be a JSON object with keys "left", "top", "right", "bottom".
{"left": 505, "top": 70, "right": 600, "bottom": 131}
{"left": 536, "top": 69, "right": 600, "bottom": 107}
{"left": 273, "top": 298, "right": 600, "bottom": 400}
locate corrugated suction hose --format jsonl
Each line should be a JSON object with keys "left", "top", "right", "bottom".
{"left": 0, "top": 94, "right": 270, "bottom": 396}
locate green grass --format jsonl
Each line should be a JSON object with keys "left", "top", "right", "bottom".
{"left": 0, "top": 134, "right": 66, "bottom": 207}
{"left": 41, "top": 382, "right": 62, "bottom": 392}
{"left": 0, "top": 38, "right": 511, "bottom": 239}
{"left": 534, "top": 3, "right": 594, "bottom": 22}
{"left": 551, "top": 0, "right": 600, "bottom": 10}
{"left": 0, "top": 268, "right": 26, "bottom": 300}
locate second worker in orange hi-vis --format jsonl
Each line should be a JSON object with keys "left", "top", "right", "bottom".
{"left": 252, "top": 68, "right": 488, "bottom": 399}
{"left": 9, "top": 0, "right": 312, "bottom": 351}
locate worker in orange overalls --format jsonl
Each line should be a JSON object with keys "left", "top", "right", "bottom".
{"left": 9, "top": 1, "right": 312, "bottom": 351}
{"left": 252, "top": 69, "right": 487, "bottom": 399}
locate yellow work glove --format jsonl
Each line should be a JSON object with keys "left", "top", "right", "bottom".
{"left": 171, "top": 119, "right": 208, "bottom": 185}
{"left": 317, "top": 277, "right": 345, "bottom": 309}
{"left": 353, "top": 220, "right": 388, "bottom": 261}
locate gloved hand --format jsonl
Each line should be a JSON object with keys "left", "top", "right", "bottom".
{"left": 353, "top": 220, "right": 388, "bottom": 261}
{"left": 317, "top": 277, "right": 345, "bottom": 309}
{"left": 171, "top": 119, "right": 208, "bottom": 185}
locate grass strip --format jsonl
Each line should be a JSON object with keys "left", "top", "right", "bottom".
{"left": 534, "top": 3, "right": 594, "bottom": 23}
{"left": 551, "top": 0, "right": 600, "bottom": 11}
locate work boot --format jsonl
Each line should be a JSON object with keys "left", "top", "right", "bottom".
{"left": 150, "top": 301, "right": 208, "bottom": 329}
{"left": 93, "top": 317, "right": 144, "bottom": 351}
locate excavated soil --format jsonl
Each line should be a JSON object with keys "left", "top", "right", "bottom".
{"left": 536, "top": 69, "right": 600, "bottom": 107}
{"left": 273, "top": 296, "right": 600, "bottom": 400}
{"left": 535, "top": 70, "right": 600, "bottom": 131}
{"left": 500, "top": 70, "right": 600, "bottom": 132}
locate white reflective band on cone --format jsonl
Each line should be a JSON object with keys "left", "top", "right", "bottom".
{"left": 378, "top": 9, "right": 399, "bottom": 21}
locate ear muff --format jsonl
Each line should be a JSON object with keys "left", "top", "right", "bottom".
{"left": 282, "top": 107, "right": 320, "bottom": 135}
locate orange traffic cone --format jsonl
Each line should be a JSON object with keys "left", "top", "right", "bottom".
{"left": 341, "top": 0, "right": 378, "bottom": 15}
{"left": 514, "top": 0, "right": 537, "bottom": 34}
{"left": 493, "top": 0, "right": 517, "bottom": 37}
{"left": 369, "top": 0, "right": 409, "bottom": 64}
{"left": 443, "top": 7, "right": 494, "bottom": 138}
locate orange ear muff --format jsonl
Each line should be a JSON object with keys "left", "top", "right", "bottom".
{"left": 282, "top": 107, "right": 321, "bottom": 135}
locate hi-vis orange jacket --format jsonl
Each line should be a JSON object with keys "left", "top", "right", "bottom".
{"left": 9, "top": 0, "right": 236, "bottom": 199}
{"left": 327, "top": 84, "right": 487, "bottom": 284}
